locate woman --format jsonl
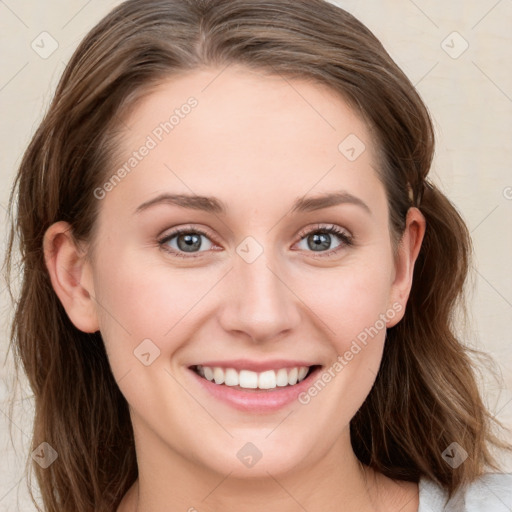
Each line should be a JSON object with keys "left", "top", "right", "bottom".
{"left": 4, "top": 0, "right": 512, "bottom": 511}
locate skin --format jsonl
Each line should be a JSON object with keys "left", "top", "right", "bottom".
{"left": 43, "top": 65, "right": 425, "bottom": 512}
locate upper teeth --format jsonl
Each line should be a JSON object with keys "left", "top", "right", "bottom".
{"left": 196, "top": 365, "right": 310, "bottom": 390}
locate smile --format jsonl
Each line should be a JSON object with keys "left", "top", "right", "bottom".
{"left": 192, "top": 364, "right": 318, "bottom": 390}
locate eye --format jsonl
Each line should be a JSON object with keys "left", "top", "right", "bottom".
{"left": 157, "top": 223, "right": 353, "bottom": 259}
{"left": 295, "top": 224, "right": 353, "bottom": 256}
{"left": 158, "top": 227, "right": 216, "bottom": 258}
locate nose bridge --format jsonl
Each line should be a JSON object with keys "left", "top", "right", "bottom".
{"left": 220, "top": 239, "right": 300, "bottom": 341}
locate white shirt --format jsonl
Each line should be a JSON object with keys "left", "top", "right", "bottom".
{"left": 418, "top": 473, "right": 512, "bottom": 511}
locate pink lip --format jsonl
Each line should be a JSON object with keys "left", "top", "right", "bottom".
{"left": 190, "top": 359, "right": 317, "bottom": 372}
{"left": 187, "top": 365, "right": 323, "bottom": 413}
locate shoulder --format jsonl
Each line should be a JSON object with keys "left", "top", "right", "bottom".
{"left": 418, "top": 472, "right": 512, "bottom": 512}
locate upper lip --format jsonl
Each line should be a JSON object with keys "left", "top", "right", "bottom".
{"left": 190, "top": 359, "right": 320, "bottom": 373}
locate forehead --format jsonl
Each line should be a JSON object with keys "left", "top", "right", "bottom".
{"left": 102, "top": 65, "right": 382, "bottom": 217}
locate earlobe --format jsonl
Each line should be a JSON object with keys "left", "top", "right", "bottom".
{"left": 387, "top": 207, "right": 426, "bottom": 327}
{"left": 43, "top": 221, "right": 100, "bottom": 333}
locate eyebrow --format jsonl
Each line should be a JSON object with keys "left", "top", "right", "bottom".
{"left": 134, "top": 191, "right": 371, "bottom": 216}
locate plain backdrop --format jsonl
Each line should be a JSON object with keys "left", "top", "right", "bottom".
{"left": 1, "top": 0, "right": 511, "bottom": 509}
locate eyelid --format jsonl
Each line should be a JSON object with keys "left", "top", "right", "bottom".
{"left": 295, "top": 223, "right": 352, "bottom": 241}
{"left": 158, "top": 224, "right": 216, "bottom": 243}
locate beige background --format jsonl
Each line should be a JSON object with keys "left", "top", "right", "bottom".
{"left": 1, "top": 0, "right": 511, "bottom": 509}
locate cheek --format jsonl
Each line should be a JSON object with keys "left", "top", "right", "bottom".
{"left": 92, "top": 247, "right": 226, "bottom": 367}
{"left": 91, "top": 253, "right": 213, "bottom": 427}
{"left": 292, "top": 256, "right": 393, "bottom": 343}
{"left": 292, "top": 257, "right": 393, "bottom": 417}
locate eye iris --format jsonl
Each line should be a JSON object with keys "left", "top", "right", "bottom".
{"left": 308, "top": 232, "right": 331, "bottom": 251}
{"left": 177, "top": 233, "right": 202, "bottom": 252}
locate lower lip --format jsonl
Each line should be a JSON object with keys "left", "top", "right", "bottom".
{"left": 188, "top": 366, "right": 323, "bottom": 413}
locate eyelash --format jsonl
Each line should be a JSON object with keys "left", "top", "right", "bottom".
{"left": 157, "top": 224, "right": 353, "bottom": 259}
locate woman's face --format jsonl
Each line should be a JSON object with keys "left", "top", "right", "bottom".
{"left": 65, "top": 65, "right": 423, "bottom": 479}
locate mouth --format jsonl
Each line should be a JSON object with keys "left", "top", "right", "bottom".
{"left": 189, "top": 364, "right": 322, "bottom": 392}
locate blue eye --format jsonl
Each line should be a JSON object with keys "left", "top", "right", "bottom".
{"left": 158, "top": 228, "right": 215, "bottom": 258}
{"left": 158, "top": 224, "right": 353, "bottom": 259}
{"left": 295, "top": 224, "right": 353, "bottom": 256}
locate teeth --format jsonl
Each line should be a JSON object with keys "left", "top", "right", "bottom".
{"left": 224, "top": 368, "right": 239, "bottom": 386}
{"left": 203, "top": 366, "right": 214, "bottom": 381}
{"left": 196, "top": 365, "right": 312, "bottom": 390}
{"left": 258, "top": 370, "right": 275, "bottom": 389}
{"left": 213, "top": 367, "right": 225, "bottom": 385}
{"left": 240, "top": 370, "right": 258, "bottom": 388}
{"left": 288, "top": 367, "right": 298, "bottom": 385}
{"left": 276, "top": 368, "right": 289, "bottom": 386}
{"left": 298, "top": 366, "right": 308, "bottom": 381}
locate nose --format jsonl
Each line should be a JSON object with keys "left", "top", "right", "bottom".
{"left": 218, "top": 248, "right": 301, "bottom": 343}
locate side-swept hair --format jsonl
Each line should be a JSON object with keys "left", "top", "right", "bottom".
{"left": 4, "top": 1, "right": 511, "bottom": 510}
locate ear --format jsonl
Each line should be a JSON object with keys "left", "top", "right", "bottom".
{"left": 386, "top": 207, "right": 426, "bottom": 327}
{"left": 43, "top": 221, "right": 100, "bottom": 333}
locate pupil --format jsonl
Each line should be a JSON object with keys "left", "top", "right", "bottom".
{"left": 178, "top": 233, "right": 201, "bottom": 252}
{"left": 309, "top": 232, "right": 330, "bottom": 251}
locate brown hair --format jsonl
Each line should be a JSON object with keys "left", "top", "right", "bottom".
{"left": 3, "top": 0, "right": 511, "bottom": 510}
